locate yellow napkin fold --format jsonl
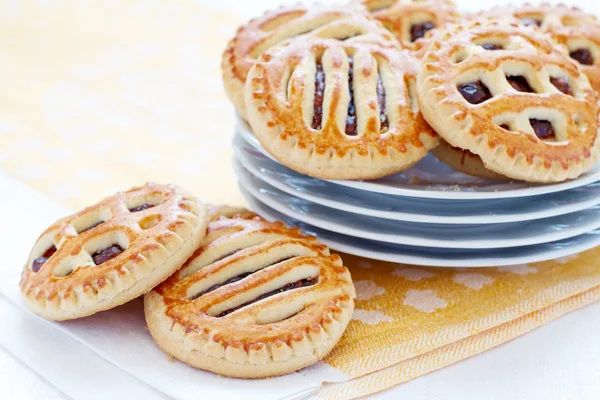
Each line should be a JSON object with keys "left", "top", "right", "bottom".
{"left": 319, "top": 250, "right": 600, "bottom": 398}
{"left": 1, "top": 2, "right": 599, "bottom": 399}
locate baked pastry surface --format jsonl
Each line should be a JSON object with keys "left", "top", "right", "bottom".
{"left": 144, "top": 209, "right": 355, "bottom": 378}
{"left": 417, "top": 20, "right": 600, "bottom": 182}
{"left": 432, "top": 139, "right": 509, "bottom": 180}
{"left": 20, "top": 183, "right": 208, "bottom": 321}
{"left": 361, "top": 0, "right": 460, "bottom": 53}
{"left": 478, "top": 4, "right": 600, "bottom": 94}
{"left": 245, "top": 37, "right": 438, "bottom": 180}
{"left": 222, "top": 4, "right": 396, "bottom": 119}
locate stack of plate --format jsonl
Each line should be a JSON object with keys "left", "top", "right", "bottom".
{"left": 233, "top": 118, "right": 600, "bottom": 267}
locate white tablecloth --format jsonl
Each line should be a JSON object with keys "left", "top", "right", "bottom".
{"left": 2, "top": 189, "right": 600, "bottom": 400}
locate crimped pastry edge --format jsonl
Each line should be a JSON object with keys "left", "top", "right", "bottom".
{"left": 20, "top": 185, "right": 209, "bottom": 321}
{"left": 144, "top": 289, "right": 354, "bottom": 378}
{"left": 416, "top": 21, "right": 600, "bottom": 183}
{"left": 221, "top": 4, "right": 373, "bottom": 120}
{"left": 244, "top": 40, "right": 438, "bottom": 180}
{"left": 243, "top": 121, "right": 436, "bottom": 180}
{"left": 418, "top": 76, "right": 600, "bottom": 183}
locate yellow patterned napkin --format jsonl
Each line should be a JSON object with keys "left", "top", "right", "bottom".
{"left": 2, "top": 2, "right": 600, "bottom": 399}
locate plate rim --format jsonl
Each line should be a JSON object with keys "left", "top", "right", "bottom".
{"left": 235, "top": 159, "right": 600, "bottom": 249}
{"left": 241, "top": 187, "right": 600, "bottom": 268}
{"left": 233, "top": 140, "right": 600, "bottom": 224}
{"left": 236, "top": 119, "right": 600, "bottom": 201}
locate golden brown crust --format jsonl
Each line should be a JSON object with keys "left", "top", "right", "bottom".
{"left": 361, "top": 0, "right": 460, "bottom": 55}
{"left": 144, "top": 209, "right": 355, "bottom": 378}
{"left": 417, "top": 20, "right": 600, "bottom": 182}
{"left": 206, "top": 204, "right": 255, "bottom": 221}
{"left": 245, "top": 37, "right": 438, "bottom": 180}
{"left": 221, "top": 4, "right": 398, "bottom": 119}
{"left": 20, "top": 183, "right": 208, "bottom": 321}
{"left": 432, "top": 139, "right": 509, "bottom": 180}
{"left": 477, "top": 3, "right": 600, "bottom": 94}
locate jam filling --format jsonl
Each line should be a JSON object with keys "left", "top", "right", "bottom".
{"left": 129, "top": 203, "right": 155, "bottom": 213}
{"left": 521, "top": 17, "right": 542, "bottom": 27}
{"left": 410, "top": 22, "right": 435, "bottom": 42}
{"left": 570, "top": 48, "right": 594, "bottom": 65}
{"left": 312, "top": 63, "right": 325, "bottom": 130}
{"left": 32, "top": 246, "right": 57, "bottom": 272}
{"left": 92, "top": 245, "right": 124, "bottom": 265}
{"left": 216, "top": 277, "right": 318, "bottom": 317}
{"left": 191, "top": 272, "right": 252, "bottom": 300}
{"left": 346, "top": 58, "right": 357, "bottom": 136}
{"left": 507, "top": 76, "right": 534, "bottom": 92}
{"left": 458, "top": 81, "right": 492, "bottom": 104}
{"left": 377, "top": 74, "right": 388, "bottom": 132}
{"left": 530, "top": 119, "right": 555, "bottom": 140}
{"left": 550, "top": 77, "right": 573, "bottom": 95}
{"left": 190, "top": 256, "right": 295, "bottom": 300}
{"left": 481, "top": 43, "right": 503, "bottom": 50}
{"left": 500, "top": 124, "right": 510, "bottom": 130}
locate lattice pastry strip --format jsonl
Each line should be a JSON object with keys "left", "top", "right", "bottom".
{"left": 20, "top": 183, "right": 208, "bottom": 321}
{"left": 417, "top": 20, "right": 600, "bottom": 182}
{"left": 477, "top": 4, "right": 600, "bottom": 93}
{"left": 361, "top": 0, "right": 460, "bottom": 54}
{"left": 221, "top": 3, "right": 398, "bottom": 119}
{"left": 245, "top": 37, "right": 438, "bottom": 180}
{"left": 144, "top": 209, "right": 355, "bottom": 378}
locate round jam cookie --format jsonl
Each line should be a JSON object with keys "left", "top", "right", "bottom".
{"left": 478, "top": 4, "right": 600, "bottom": 94}
{"left": 144, "top": 209, "right": 355, "bottom": 379}
{"left": 361, "top": 0, "right": 459, "bottom": 54}
{"left": 245, "top": 37, "right": 438, "bottom": 180}
{"left": 221, "top": 4, "right": 398, "bottom": 120}
{"left": 417, "top": 20, "right": 600, "bottom": 183}
{"left": 433, "top": 139, "right": 509, "bottom": 181}
{"left": 20, "top": 183, "right": 208, "bottom": 321}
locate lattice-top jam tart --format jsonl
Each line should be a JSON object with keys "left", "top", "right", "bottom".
{"left": 244, "top": 36, "right": 438, "bottom": 180}
{"left": 222, "top": 3, "right": 398, "bottom": 120}
{"left": 361, "top": 0, "right": 460, "bottom": 55}
{"left": 478, "top": 4, "right": 600, "bottom": 94}
{"left": 20, "top": 183, "right": 208, "bottom": 321}
{"left": 144, "top": 207, "right": 355, "bottom": 378}
{"left": 417, "top": 20, "right": 600, "bottom": 182}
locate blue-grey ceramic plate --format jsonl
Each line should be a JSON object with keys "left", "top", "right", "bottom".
{"left": 239, "top": 185, "right": 600, "bottom": 267}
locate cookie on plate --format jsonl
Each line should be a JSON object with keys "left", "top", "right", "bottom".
{"left": 478, "top": 4, "right": 600, "bottom": 94}
{"left": 222, "top": 4, "right": 397, "bottom": 120}
{"left": 20, "top": 183, "right": 208, "bottom": 321}
{"left": 417, "top": 20, "right": 600, "bottom": 182}
{"left": 144, "top": 208, "right": 355, "bottom": 378}
{"left": 245, "top": 36, "right": 438, "bottom": 180}
{"left": 361, "top": 0, "right": 460, "bottom": 54}
{"left": 432, "top": 139, "right": 509, "bottom": 180}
